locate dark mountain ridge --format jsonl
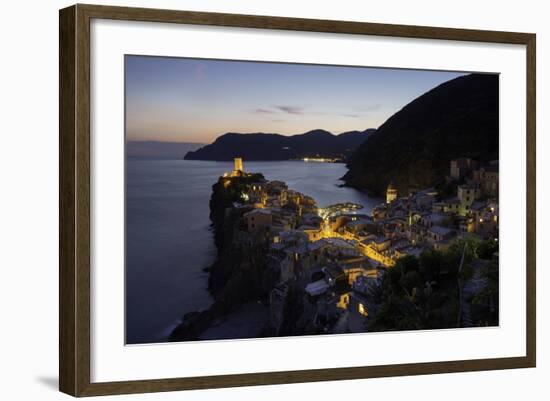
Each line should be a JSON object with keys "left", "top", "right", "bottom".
{"left": 127, "top": 141, "right": 204, "bottom": 159}
{"left": 343, "top": 73, "right": 499, "bottom": 196}
{"left": 184, "top": 128, "right": 375, "bottom": 161}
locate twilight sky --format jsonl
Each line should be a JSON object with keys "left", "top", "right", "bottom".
{"left": 125, "top": 55, "right": 465, "bottom": 144}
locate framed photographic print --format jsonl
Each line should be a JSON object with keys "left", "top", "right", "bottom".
{"left": 59, "top": 4, "right": 536, "bottom": 397}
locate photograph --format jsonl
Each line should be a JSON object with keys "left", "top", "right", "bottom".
{"left": 125, "top": 55, "right": 500, "bottom": 345}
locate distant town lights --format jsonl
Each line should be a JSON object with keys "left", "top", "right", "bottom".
{"left": 302, "top": 157, "right": 338, "bottom": 163}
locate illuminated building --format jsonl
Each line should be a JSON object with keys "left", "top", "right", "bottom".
{"left": 234, "top": 157, "right": 243, "bottom": 173}
{"left": 243, "top": 209, "right": 272, "bottom": 232}
{"left": 457, "top": 183, "right": 480, "bottom": 215}
{"left": 386, "top": 182, "right": 397, "bottom": 204}
{"left": 472, "top": 162, "right": 499, "bottom": 197}
{"left": 229, "top": 157, "right": 245, "bottom": 177}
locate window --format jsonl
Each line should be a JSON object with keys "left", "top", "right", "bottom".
{"left": 358, "top": 303, "right": 368, "bottom": 317}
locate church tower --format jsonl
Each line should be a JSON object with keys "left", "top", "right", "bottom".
{"left": 386, "top": 182, "right": 397, "bottom": 204}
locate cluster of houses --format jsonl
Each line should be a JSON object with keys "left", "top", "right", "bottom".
{"left": 220, "top": 157, "right": 499, "bottom": 334}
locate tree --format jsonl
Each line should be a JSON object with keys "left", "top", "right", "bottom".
{"left": 419, "top": 249, "right": 444, "bottom": 281}
{"left": 471, "top": 258, "right": 499, "bottom": 326}
{"left": 399, "top": 271, "right": 422, "bottom": 296}
{"left": 477, "top": 239, "right": 498, "bottom": 260}
{"left": 368, "top": 243, "right": 484, "bottom": 332}
{"left": 399, "top": 255, "right": 419, "bottom": 273}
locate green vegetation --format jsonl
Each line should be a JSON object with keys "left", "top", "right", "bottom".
{"left": 471, "top": 258, "right": 499, "bottom": 326}
{"left": 367, "top": 238, "right": 498, "bottom": 331}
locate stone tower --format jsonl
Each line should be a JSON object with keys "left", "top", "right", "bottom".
{"left": 234, "top": 157, "right": 243, "bottom": 173}
{"left": 386, "top": 182, "right": 397, "bottom": 204}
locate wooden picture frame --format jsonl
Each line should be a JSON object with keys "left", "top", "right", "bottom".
{"left": 59, "top": 3, "right": 536, "bottom": 397}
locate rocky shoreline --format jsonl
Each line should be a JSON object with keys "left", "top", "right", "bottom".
{"left": 170, "top": 157, "right": 499, "bottom": 342}
{"left": 169, "top": 172, "right": 278, "bottom": 341}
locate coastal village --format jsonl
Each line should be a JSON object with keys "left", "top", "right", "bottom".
{"left": 209, "top": 157, "right": 499, "bottom": 336}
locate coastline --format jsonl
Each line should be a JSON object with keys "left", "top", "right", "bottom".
{"left": 170, "top": 157, "right": 499, "bottom": 342}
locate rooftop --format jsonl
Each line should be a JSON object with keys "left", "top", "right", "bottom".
{"left": 424, "top": 213, "right": 447, "bottom": 223}
{"left": 305, "top": 280, "right": 330, "bottom": 296}
{"left": 244, "top": 208, "right": 272, "bottom": 217}
{"left": 458, "top": 183, "right": 479, "bottom": 190}
{"left": 429, "top": 226, "right": 454, "bottom": 236}
{"left": 471, "top": 201, "right": 486, "bottom": 211}
{"left": 443, "top": 197, "right": 461, "bottom": 205}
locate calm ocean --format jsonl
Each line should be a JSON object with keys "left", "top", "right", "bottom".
{"left": 126, "top": 159, "right": 379, "bottom": 344}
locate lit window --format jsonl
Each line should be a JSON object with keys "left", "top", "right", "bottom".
{"left": 358, "top": 303, "right": 368, "bottom": 317}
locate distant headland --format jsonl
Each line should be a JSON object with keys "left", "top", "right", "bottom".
{"left": 183, "top": 128, "right": 376, "bottom": 162}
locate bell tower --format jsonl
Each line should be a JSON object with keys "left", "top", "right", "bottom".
{"left": 386, "top": 182, "right": 397, "bottom": 204}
